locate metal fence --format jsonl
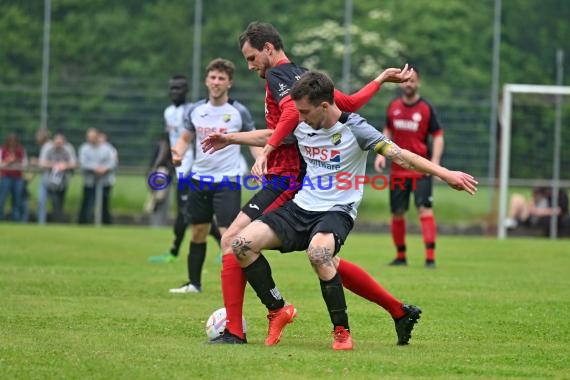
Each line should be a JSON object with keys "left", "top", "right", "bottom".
{"left": 0, "top": 77, "right": 494, "bottom": 178}
{"left": 4, "top": 78, "right": 568, "bottom": 183}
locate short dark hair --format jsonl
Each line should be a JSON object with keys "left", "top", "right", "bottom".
{"left": 238, "top": 21, "right": 284, "bottom": 51}
{"left": 205, "top": 58, "right": 235, "bottom": 80}
{"left": 169, "top": 75, "right": 188, "bottom": 89}
{"left": 170, "top": 74, "right": 187, "bottom": 82}
{"left": 291, "top": 71, "right": 335, "bottom": 106}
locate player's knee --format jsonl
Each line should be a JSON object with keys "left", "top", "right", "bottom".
{"left": 221, "top": 233, "right": 234, "bottom": 251}
{"left": 191, "top": 223, "right": 210, "bottom": 242}
{"left": 231, "top": 235, "right": 253, "bottom": 260}
{"left": 307, "top": 245, "right": 334, "bottom": 268}
{"left": 511, "top": 194, "right": 525, "bottom": 206}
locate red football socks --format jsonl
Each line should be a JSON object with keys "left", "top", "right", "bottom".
{"left": 221, "top": 254, "right": 247, "bottom": 339}
{"left": 420, "top": 214, "right": 437, "bottom": 261}
{"left": 391, "top": 217, "right": 407, "bottom": 259}
{"left": 337, "top": 259, "right": 404, "bottom": 319}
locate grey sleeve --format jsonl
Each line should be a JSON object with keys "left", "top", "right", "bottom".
{"left": 348, "top": 114, "right": 385, "bottom": 151}
{"left": 183, "top": 102, "right": 201, "bottom": 133}
{"left": 233, "top": 101, "right": 256, "bottom": 132}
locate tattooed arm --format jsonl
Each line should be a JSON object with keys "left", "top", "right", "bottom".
{"left": 374, "top": 139, "right": 478, "bottom": 195}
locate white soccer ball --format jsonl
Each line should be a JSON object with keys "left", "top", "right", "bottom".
{"left": 205, "top": 307, "right": 247, "bottom": 340}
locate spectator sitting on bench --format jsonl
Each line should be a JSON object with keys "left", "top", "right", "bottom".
{"left": 505, "top": 186, "right": 569, "bottom": 230}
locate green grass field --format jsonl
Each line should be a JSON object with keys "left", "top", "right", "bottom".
{"left": 1, "top": 225, "right": 569, "bottom": 379}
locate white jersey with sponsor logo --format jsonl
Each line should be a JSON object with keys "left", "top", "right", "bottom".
{"left": 185, "top": 99, "right": 255, "bottom": 182}
{"left": 293, "top": 112, "right": 385, "bottom": 220}
{"left": 165, "top": 103, "right": 194, "bottom": 177}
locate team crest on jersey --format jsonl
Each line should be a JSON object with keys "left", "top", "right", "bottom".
{"left": 330, "top": 150, "right": 341, "bottom": 162}
{"left": 278, "top": 82, "right": 290, "bottom": 98}
{"left": 331, "top": 133, "right": 342, "bottom": 146}
{"left": 223, "top": 114, "right": 231, "bottom": 123}
{"left": 412, "top": 112, "right": 422, "bottom": 122}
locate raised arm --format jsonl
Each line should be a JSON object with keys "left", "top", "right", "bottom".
{"left": 335, "top": 64, "right": 414, "bottom": 112}
{"left": 374, "top": 139, "right": 478, "bottom": 195}
{"left": 201, "top": 129, "right": 273, "bottom": 154}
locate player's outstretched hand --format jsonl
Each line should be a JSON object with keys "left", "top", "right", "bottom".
{"left": 442, "top": 171, "right": 478, "bottom": 195}
{"left": 376, "top": 64, "right": 414, "bottom": 84}
{"left": 201, "top": 133, "right": 230, "bottom": 154}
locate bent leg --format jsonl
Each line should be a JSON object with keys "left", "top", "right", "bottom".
{"left": 335, "top": 257, "right": 404, "bottom": 318}
{"left": 509, "top": 193, "right": 529, "bottom": 221}
{"left": 234, "top": 221, "right": 284, "bottom": 310}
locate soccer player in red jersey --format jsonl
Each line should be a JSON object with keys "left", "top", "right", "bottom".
{"left": 230, "top": 70, "right": 476, "bottom": 349}
{"left": 203, "top": 22, "right": 415, "bottom": 345}
{"left": 374, "top": 66, "right": 444, "bottom": 268}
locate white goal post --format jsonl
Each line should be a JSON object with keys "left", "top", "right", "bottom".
{"left": 498, "top": 84, "right": 570, "bottom": 239}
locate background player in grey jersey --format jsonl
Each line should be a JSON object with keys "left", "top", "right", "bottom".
{"left": 169, "top": 58, "right": 260, "bottom": 293}
{"left": 148, "top": 75, "right": 222, "bottom": 264}
{"left": 230, "top": 71, "right": 477, "bottom": 349}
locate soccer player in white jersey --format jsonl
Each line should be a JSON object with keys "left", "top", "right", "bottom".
{"left": 149, "top": 75, "right": 222, "bottom": 264}
{"left": 169, "top": 59, "right": 260, "bottom": 293}
{"left": 230, "top": 71, "right": 478, "bottom": 350}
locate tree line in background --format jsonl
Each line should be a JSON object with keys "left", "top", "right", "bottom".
{"left": 1, "top": 0, "right": 569, "bottom": 178}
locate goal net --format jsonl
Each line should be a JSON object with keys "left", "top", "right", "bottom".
{"left": 497, "top": 84, "right": 570, "bottom": 239}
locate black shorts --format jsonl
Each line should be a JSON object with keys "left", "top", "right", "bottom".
{"left": 390, "top": 174, "right": 433, "bottom": 214}
{"left": 258, "top": 201, "right": 354, "bottom": 254}
{"left": 187, "top": 178, "right": 241, "bottom": 227}
{"left": 241, "top": 175, "right": 299, "bottom": 220}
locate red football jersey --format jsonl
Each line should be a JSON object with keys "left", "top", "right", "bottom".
{"left": 264, "top": 61, "right": 306, "bottom": 178}
{"left": 264, "top": 60, "right": 383, "bottom": 178}
{"left": 385, "top": 97, "right": 443, "bottom": 176}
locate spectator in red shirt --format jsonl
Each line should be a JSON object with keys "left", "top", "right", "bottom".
{"left": 0, "top": 133, "right": 28, "bottom": 221}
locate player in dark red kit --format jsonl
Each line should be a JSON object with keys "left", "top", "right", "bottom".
{"left": 203, "top": 22, "right": 419, "bottom": 346}
{"left": 374, "top": 66, "right": 444, "bottom": 268}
